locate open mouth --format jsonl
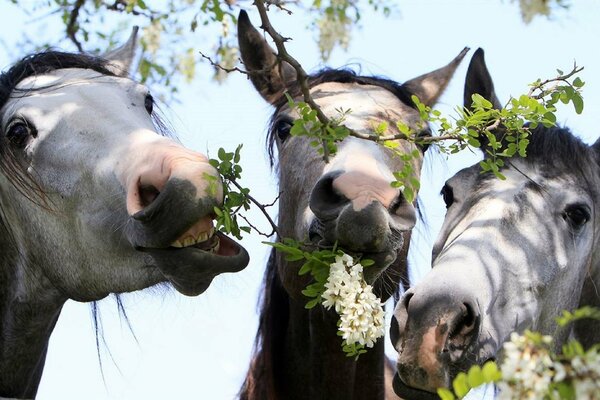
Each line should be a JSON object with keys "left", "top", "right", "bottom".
{"left": 140, "top": 216, "right": 249, "bottom": 296}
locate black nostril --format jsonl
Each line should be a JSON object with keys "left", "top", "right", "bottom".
{"left": 390, "top": 315, "right": 400, "bottom": 346}
{"left": 402, "top": 292, "right": 414, "bottom": 311}
{"left": 461, "top": 302, "right": 476, "bottom": 330}
{"left": 451, "top": 301, "right": 480, "bottom": 341}
{"left": 309, "top": 171, "right": 349, "bottom": 220}
{"left": 140, "top": 185, "right": 160, "bottom": 208}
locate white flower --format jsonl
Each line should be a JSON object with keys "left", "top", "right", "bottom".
{"left": 321, "top": 254, "right": 385, "bottom": 350}
{"left": 498, "top": 330, "right": 600, "bottom": 399}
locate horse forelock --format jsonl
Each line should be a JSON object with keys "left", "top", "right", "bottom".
{"left": 0, "top": 51, "right": 115, "bottom": 109}
{"left": 523, "top": 125, "right": 599, "bottom": 180}
{"left": 265, "top": 68, "right": 417, "bottom": 168}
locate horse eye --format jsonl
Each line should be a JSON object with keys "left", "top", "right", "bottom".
{"left": 564, "top": 205, "right": 590, "bottom": 228}
{"left": 144, "top": 94, "right": 154, "bottom": 114}
{"left": 441, "top": 183, "right": 454, "bottom": 209}
{"left": 274, "top": 119, "right": 292, "bottom": 142}
{"left": 6, "top": 120, "right": 35, "bottom": 148}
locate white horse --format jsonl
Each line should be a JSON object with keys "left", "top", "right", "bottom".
{"left": 0, "top": 29, "right": 248, "bottom": 398}
{"left": 391, "top": 49, "right": 600, "bottom": 399}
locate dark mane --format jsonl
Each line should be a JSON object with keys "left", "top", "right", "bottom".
{"left": 0, "top": 51, "right": 115, "bottom": 109}
{"left": 517, "top": 125, "right": 598, "bottom": 179}
{"left": 239, "top": 248, "right": 288, "bottom": 399}
{"left": 266, "top": 68, "right": 416, "bottom": 166}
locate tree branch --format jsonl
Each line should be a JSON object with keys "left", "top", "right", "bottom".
{"left": 229, "top": 177, "right": 280, "bottom": 238}
{"left": 528, "top": 64, "right": 584, "bottom": 99}
{"left": 66, "top": 0, "right": 86, "bottom": 52}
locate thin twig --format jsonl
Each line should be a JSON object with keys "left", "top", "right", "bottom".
{"left": 264, "top": 0, "right": 294, "bottom": 14}
{"left": 229, "top": 177, "right": 280, "bottom": 237}
{"left": 528, "top": 64, "right": 584, "bottom": 99}
{"left": 200, "top": 51, "right": 251, "bottom": 75}
{"left": 239, "top": 214, "right": 277, "bottom": 238}
{"left": 66, "top": 0, "right": 86, "bottom": 52}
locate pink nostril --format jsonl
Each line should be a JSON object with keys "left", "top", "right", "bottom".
{"left": 139, "top": 184, "right": 160, "bottom": 208}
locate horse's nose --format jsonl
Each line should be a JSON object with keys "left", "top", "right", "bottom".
{"left": 121, "top": 139, "right": 223, "bottom": 248}
{"left": 392, "top": 286, "right": 481, "bottom": 391}
{"left": 309, "top": 170, "right": 416, "bottom": 230}
{"left": 126, "top": 142, "right": 222, "bottom": 217}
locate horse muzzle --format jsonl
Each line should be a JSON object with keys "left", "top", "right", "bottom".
{"left": 124, "top": 178, "right": 249, "bottom": 296}
{"left": 390, "top": 286, "right": 484, "bottom": 397}
{"left": 308, "top": 170, "right": 414, "bottom": 281}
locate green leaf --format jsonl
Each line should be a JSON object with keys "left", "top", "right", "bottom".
{"left": 298, "top": 262, "right": 312, "bottom": 276}
{"left": 467, "top": 366, "right": 484, "bottom": 388}
{"left": 573, "top": 77, "right": 584, "bottom": 88}
{"left": 437, "top": 388, "right": 456, "bottom": 400}
{"left": 555, "top": 382, "right": 576, "bottom": 400}
{"left": 452, "top": 373, "right": 470, "bottom": 398}
{"left": 360, "top": 259, "right": 375, "bottom": 267}
{"left": 572, "top": 93, "right": 584, "bottom": 114}
{"left": 481, "top": 360, "right": 502, "bottom": 382}
{"left": 305, "top": 297, "right": 321, "bottom": 309}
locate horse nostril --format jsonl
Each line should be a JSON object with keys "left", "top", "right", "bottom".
{"left": 139, "top": 184, "right": 160, "bottom": 208}
{"left": 449, "top": 302, "right": 480, "bottom": 347}
{"left": 402, "top": 292, "right": 414, "bottom": 311}
{"left": 459, "top": 302, "right": 477, "bottom": 335}
{"left": 390, "top": 315, "right": 401, "bottom": 346}
{"left": 309, "top": 171, "right": 348, "bottom": 220}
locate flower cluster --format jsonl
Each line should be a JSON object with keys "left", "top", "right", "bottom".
{"left": 498, "top": 331, "right": 600, "bottom": 399}
{"left": 321, "top": 254, "right": 385, "bottom": 349}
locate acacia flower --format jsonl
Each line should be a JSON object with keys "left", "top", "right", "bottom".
{"left": 321, "top": 254, "right": 385, "bottom": 349}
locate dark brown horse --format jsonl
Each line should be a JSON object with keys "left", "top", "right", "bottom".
{"left": 236, "top": 10, "right": 466, "bottom": 400}
{"left": 0, "top": 30, "right": 248, "bottom": 398}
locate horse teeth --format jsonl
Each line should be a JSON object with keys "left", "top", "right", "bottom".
{"left": 211, "top": 237, "right": 220, "bottom": 254}
{"left": 196, "top": 227, "right": 214, "bottom": 243}
{"left": 170, "top": 226, "right": 216, "bottom": 248}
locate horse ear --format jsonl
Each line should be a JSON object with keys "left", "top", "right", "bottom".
{"left": 591, "top": 138, "right": 600, "bottom": 162}
{"left": 102, "top": 26, "right": 139, "bottom": 77}
{"left": 401, "top": 47, "right": 469, "bottom": 107}
{"left": 463, "top": 48, "right": 502, "bottom": 110}
{"left": 237, "top": 10, "right": 296, "bottom": 104}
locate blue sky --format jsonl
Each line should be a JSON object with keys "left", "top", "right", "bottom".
{"left": 1, "top": 1, "right": 599, "bottom": 399}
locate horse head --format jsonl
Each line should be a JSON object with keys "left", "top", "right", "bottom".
{"left": 390, "top": 49, "right": 600, "bottom": 399}
{"left": 238, "top": 10, "right": 466, "bottom": 299}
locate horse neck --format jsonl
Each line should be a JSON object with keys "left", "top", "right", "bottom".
{"left": 0, "top": 225, "right": 65, "bottom": 399}
{"left": 241, "top": 252, "right": 390, "bottom": 400}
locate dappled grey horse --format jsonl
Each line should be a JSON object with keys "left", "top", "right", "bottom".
{"left": 391, "top": 48, "right": 600, "bottom": 399}
{"left": 236, "top": 10, "right": 467, "bottom": 400}
{"left": 0, "top": 30, "right": 249, "bottom": 398}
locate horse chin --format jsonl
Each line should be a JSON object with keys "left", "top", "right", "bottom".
{"left": 392, "top": 374, "right": 440, "bottom": 400}
{"left": 141, "top": 232, "right": 249, "bottom": 296}
{"left": 309, "top": 218, "right": 404, "bottom": 283}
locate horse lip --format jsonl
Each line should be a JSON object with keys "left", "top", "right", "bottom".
{"left": 139, "top": 232, "right": 250, "bottom": 296}
{"left": 392, "top": 373, "right": 440, "bottom": 400}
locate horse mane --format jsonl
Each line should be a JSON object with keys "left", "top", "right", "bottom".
{"left": 239, "top": 248, "right": 288, "bottom": 399}
{"left": 265, "top": 68, "right": 417, "bottom": 167}
{"left": 510, "top": 124, "right": 599, "bottom": 180}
